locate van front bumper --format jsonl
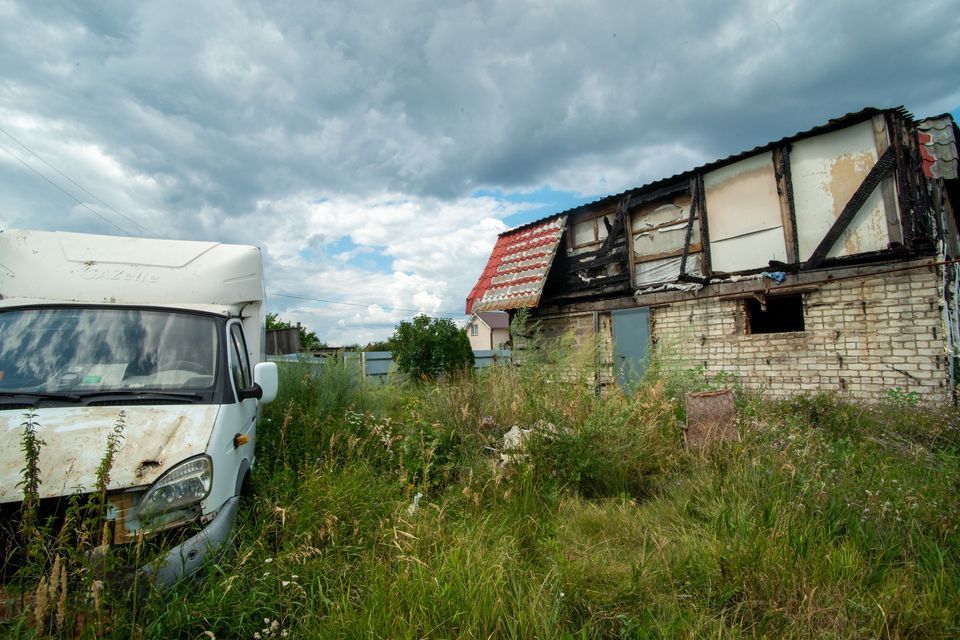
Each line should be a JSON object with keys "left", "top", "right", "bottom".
{"left": 138, "top": 496, "right": 239, "bottom": 590}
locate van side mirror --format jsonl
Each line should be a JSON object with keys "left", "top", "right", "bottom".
{"left": 237, "top": 384, "right": 263, "bottom": 401}
{"left": 252, "top": 361, "right": 278, "bottom": 404}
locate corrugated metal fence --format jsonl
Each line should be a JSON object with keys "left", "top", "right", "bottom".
{"left": 268, "top": 349, "right": 511, "bottom": 385}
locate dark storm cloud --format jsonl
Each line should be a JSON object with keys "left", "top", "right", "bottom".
{"left": 4, "top": 0, "right": 958, "bottom": 219}
{"left": 0, "top": 0, "right": 957, "bottom": 341}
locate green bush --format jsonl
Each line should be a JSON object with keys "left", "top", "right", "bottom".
{"left": 389, "top": 314, "right": 475, "bottom": 381}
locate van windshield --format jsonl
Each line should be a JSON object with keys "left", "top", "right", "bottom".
{"left": 0, "top": 307, "right": 219, "bottom": 395}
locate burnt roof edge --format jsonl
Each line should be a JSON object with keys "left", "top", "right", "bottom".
{"left": 498, "top": 106, "right": 915, "bottom": 237}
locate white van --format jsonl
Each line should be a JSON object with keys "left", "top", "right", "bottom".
{"left": 0, "top": 228, "right": 278, "bottom": 587}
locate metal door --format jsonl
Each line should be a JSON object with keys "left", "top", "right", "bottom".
{"left": 611, "top": 307, "right": 651, "bottom": 389}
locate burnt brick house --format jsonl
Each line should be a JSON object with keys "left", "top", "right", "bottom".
{"left": 466, "top": 108, "right": 960, "bottom": 401}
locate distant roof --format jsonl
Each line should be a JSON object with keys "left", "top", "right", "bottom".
{"left": 477, "top": 311, "right": 510, "bottom": 329}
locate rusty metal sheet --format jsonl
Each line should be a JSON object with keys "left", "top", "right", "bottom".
{"left": 0, "top": 405, "right": 218, "bottom": 503}
{"left": 791, "top": 120, "right": 890, "bottom": 261}
{"left": 704, "top": 151, "right": 788, "bottom": 271}
{"left": 466, "top": 215, "right": 567, "bottom": 313}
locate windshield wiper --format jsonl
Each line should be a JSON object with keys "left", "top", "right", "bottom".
{"left": 76, "top": 390, "right": 203, "bottom": 402}
{"left": 0, "top": 391, "right": 82, "bottom": 404}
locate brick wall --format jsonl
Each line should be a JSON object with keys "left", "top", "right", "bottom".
{"left": 650, "top": 266, "right": 949, "bottom": 401}
{"left": 531, "top": 265, "right": 951, "bottom": 402}
{"left": 528, "top": 311, "right": 615, "bottom": 384}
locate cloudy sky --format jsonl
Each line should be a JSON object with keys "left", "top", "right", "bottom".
{"left": 1, "top": 1, "right": 958, "bottom": 345}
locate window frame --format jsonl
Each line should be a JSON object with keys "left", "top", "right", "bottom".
{"left": 228, "top": 321, "right": 252, "bottom": 394}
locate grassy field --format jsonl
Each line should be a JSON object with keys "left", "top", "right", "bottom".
{"left": 7, "top": 341, "right": 960, "bottom": 639}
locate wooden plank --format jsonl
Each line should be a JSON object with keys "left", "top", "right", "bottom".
{"left": 570, "top": 252, "right": 628, "bottom": 270}
{"left": 803, "top": 145, "right": 896, "bottom": 270}
{"left": 561, "top": 274, "right": 632, "bottom": 294}
{"left": 624, "top": 196, "right": 637, "bottom": 289}
{"left": 696, "top": 174, "right": 712, "bottom": 276}
{"left": 597, "top": 194, "right": 631, "bottom": 254}
{"left": 535, "top": 257, "right": 935, "bottom": 314}
{"left": 873, "top": 114, "right": 903, "bottom": 246}
{"left": 717, "top": 285, "right": 819, "bottom": 301}
{"left": 679, "top": 176, "right": 699, "bottom": 277}
{"left": 627, "top": 181, "right": 689, "bottom": 210}
{"left": 773, "top": 146, "right": 799, "bottom": 263}
{"left": 632, "top": 216, "right": 694, "bottom": 234}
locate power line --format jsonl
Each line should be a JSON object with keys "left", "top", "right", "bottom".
{"left": 0, "top": 140, "right": 134, "bottom": 235}
{"left": 270, "top": 292, "right": 467, "bottom": 317}
{"left": 0, "top": 124, "right": 154, "bottom": 235}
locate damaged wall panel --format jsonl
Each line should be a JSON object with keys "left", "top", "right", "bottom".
{"left": 630, "top": 193, "right": 702, "bottom": 286}
{"left": 792, "top": 120, "right": 892, "bottom": 261}
{"left": 636, "top": 254, "right": 701, "bottom": 288}
{"left": 704, "top": 151, "right": 789, "bottom": 272}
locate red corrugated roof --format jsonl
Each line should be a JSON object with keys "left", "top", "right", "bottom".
{"left": 465, "top": 215, "right": 567, "bottom": 314}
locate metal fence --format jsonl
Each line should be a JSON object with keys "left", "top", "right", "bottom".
{"left": 267, "top": 349, "right": 511, "bottom": 384}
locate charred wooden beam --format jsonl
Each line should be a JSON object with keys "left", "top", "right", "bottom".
{"left": 570, "top": 252, "right": 628, "bottom": 271}
{"left": 679, "top": 176, "right": 700, "bottom": 277}
{"left": 570, "top": 242, "right": 627, "bottom": 263}
{"left": 597, "top": 193, "right": 632, "bottom": 254}
{"left": 627, "top": 181, "right": 688, "bottom": 210}
{"left": 678, "top": 273, "right": 709, "bottom": 285}
{"left": 563, "top": 273, "right": 632, "bottom": 293}
{"left": 696, "top": 173, "right": 711, "bottom": 276}
{"left": 774, "top": 145, "right": 800, "bottom": 263}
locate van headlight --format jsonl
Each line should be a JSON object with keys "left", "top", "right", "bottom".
{"left": 138, "top": 455, "right": 212, "bottom": 520}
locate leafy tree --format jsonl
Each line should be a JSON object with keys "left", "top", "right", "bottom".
{"left": 364, "top": 339, "right": 394, "bottom": 352}
{"left": 265, "top": 312, "right": 325, "bottom": 351}
{"left": 389, "top": 314, "right": 474, "bottom": 381}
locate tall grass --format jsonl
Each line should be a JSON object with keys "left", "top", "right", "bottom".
{"left": 8, "top": 340, "right": 960, "bottom": 638}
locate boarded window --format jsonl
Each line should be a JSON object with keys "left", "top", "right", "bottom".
{"left": 630, "top": 193, "right": 701, "bottom": 286}
{"left": 571, "top": 215, "right": 613, "bottom": 249}
{"left": 745, "top": 295, "right": 805, "bottom": 334}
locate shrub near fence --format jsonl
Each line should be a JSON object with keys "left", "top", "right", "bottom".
{"left": 268, "top": 349, "right": 511, "bottom": 384}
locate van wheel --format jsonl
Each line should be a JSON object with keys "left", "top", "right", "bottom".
{"left": 239, "top": 471, "right": 253, "bottom": 505}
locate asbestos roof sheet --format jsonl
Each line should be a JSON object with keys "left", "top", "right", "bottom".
{"left": 465, "top": 215, "right": 567, "bottom": 313}
{"left": 918, "top": 115, "right": 959, "bottom": 180}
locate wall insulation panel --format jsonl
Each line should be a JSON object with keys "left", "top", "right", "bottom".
{"left": 791, "top": 120, "right": 891, "bottom": 261}
{"left": 704, "top": 151, "right": 788, "bottom": 272}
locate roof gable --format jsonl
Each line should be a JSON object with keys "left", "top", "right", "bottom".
{"left": 465, "top": 215, "right": 567, "bottom": 313}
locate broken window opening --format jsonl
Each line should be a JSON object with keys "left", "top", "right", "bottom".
{"left": 745, "top": 294, "right": 805, "bottom": 334}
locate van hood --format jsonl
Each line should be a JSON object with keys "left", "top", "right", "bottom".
{"left": 0, "top": 405, "right": 220, "bottom": 503}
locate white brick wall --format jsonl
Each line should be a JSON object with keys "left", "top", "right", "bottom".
{"left": 650, "top": 268, "right": 949, "bottom": 401}
{"left": 533, "top": 266, "right": 951, "bottom": 402}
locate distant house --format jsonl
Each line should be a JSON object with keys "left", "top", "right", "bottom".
{"left": 466, "top": 107, "right": 960, "bottom": 402}
{"left": 465, "top": 311, "right": 511, "bottom": 350}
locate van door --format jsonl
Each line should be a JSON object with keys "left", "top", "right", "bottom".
{"left": 224, "top": 321, "right": 257, "bottom": 488}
